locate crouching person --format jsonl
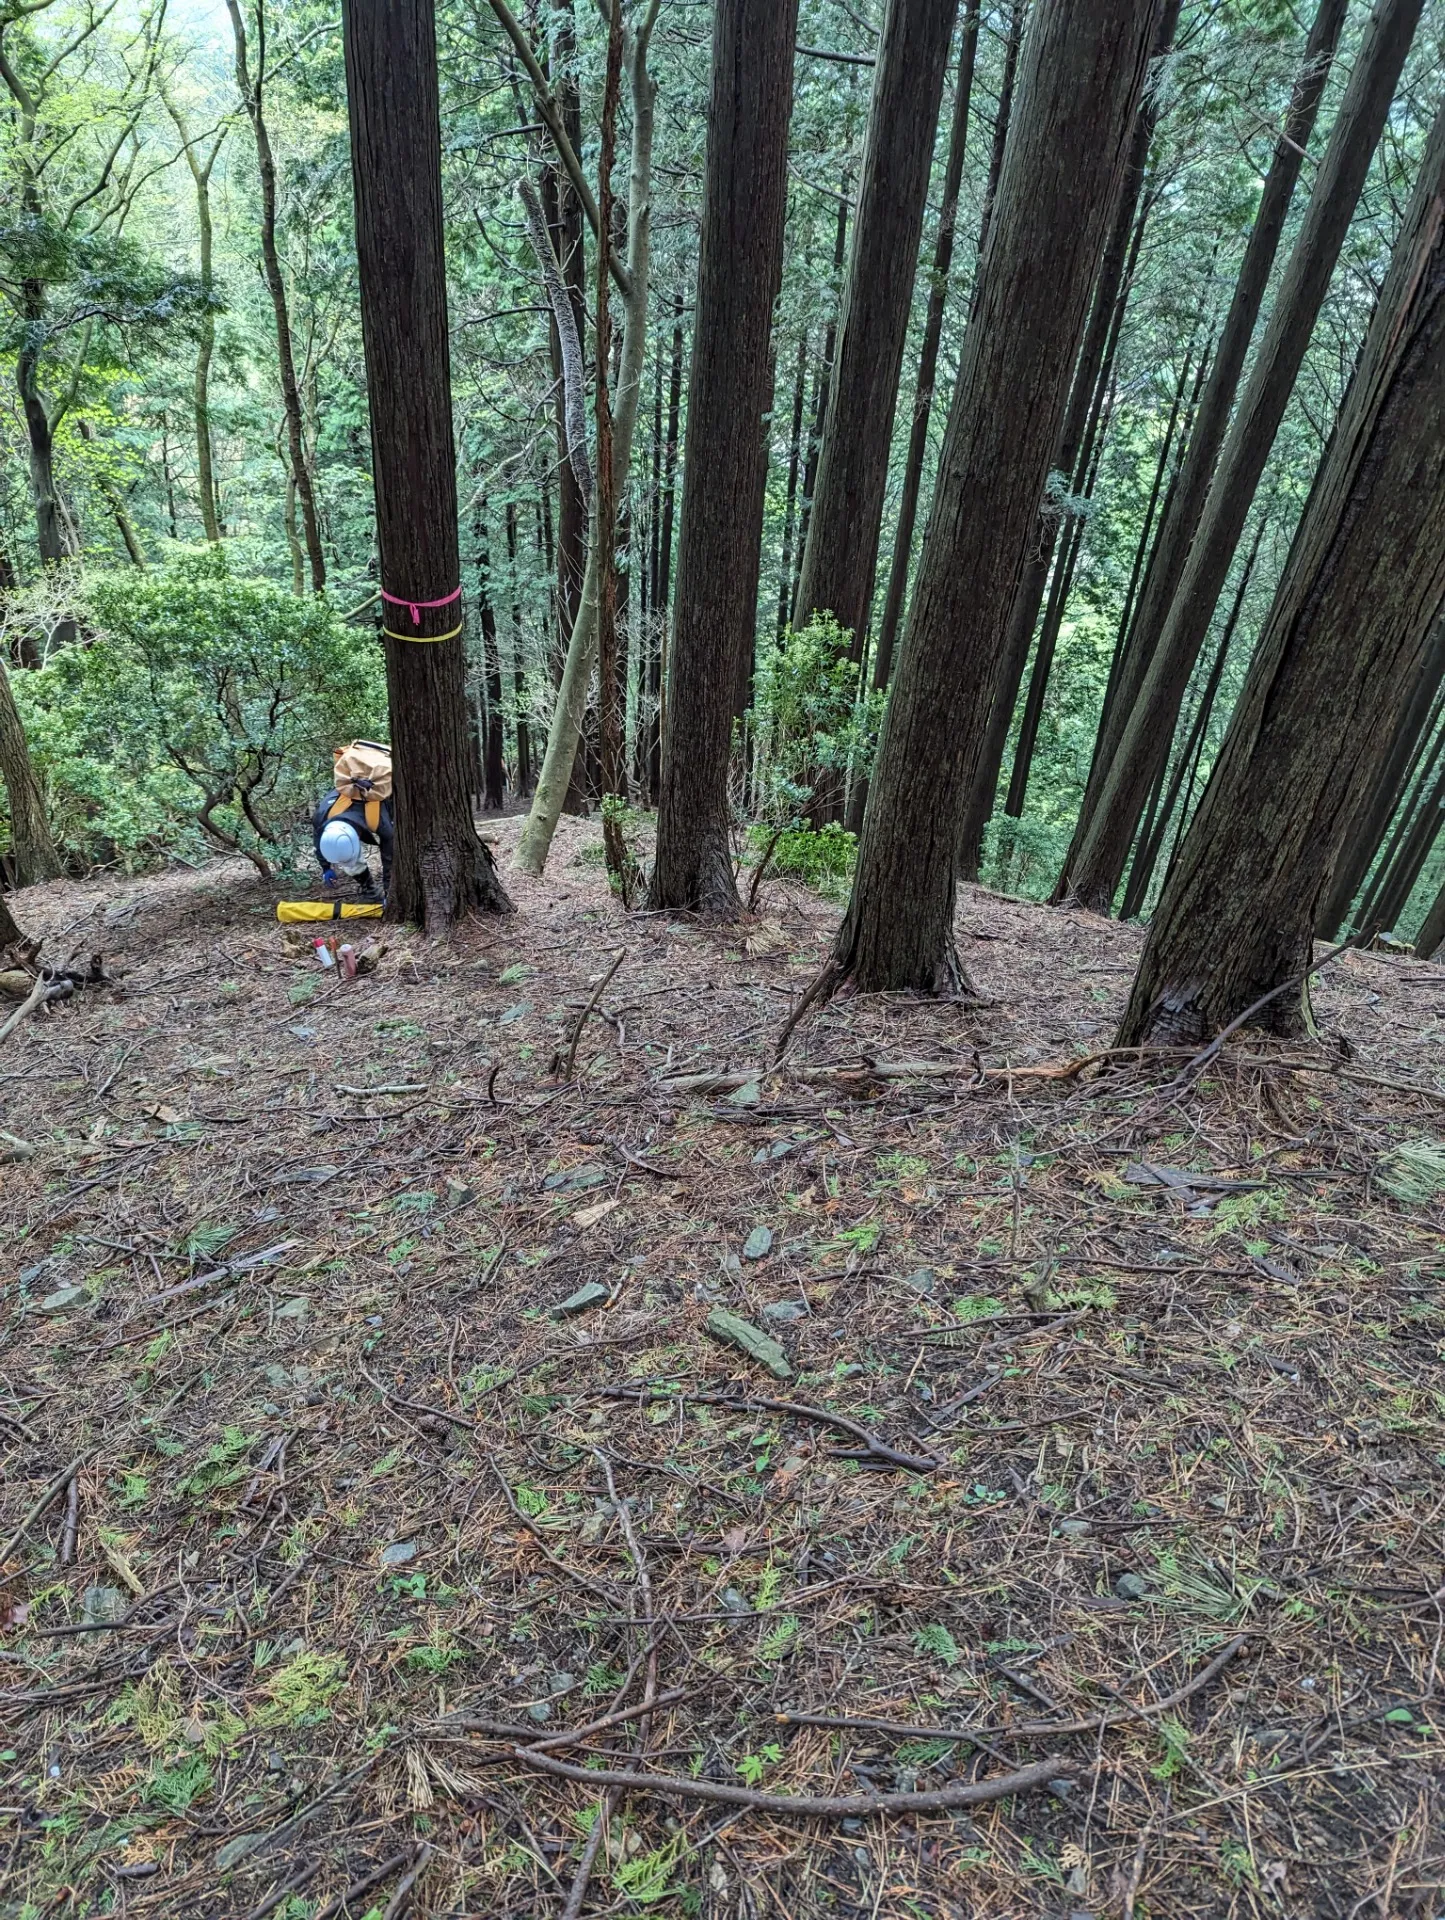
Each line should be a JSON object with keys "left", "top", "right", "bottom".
{"left": 314, "top": 740, "right": 393, "bottom": 899}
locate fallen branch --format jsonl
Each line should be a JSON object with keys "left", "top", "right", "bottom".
{"left": 590, "top": 1384, "right": 939, "bottom": 1474}
{"left": 779, "top": 1633, "right": 1249, "bottom": 1746}
{"left": 310, "top": 1854, "right": 413, "bottom": 1920}
{"left": 0, "top": 1454, "right": 89, "bottom": 1570}
{"left": 0, "top": 970, "right": 47, "bottom": 1050}
{"left": 358, "top": 1362, "right": 475, "bottom": 1431}
{"left": 509, "top": 1746, "right": 1076, "bottom": 1816}
{"left": 488, "top": 1456, "right": 623, "bottom": 1604}
{"left": 142, "top": 1240, "right": 296, "bottom": 1307}
{"left": 556, "top": 947, "right": 626, "bottom": 1080}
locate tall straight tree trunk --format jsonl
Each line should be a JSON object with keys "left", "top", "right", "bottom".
{"left": 0, "top": 888, "right": 22, "bottom": 950}
{"left": 1356, "top": 713, "right": 1445, "bottom": 926}
{"left": 820, "top": 0, "right": 1164, "bottom": 994}
{"left": 973, "top": 0, "right": 1021, "bottom": 267}
{"left": 776, "top": 333, "right": 808, "bottom": 637}
{"left": 794, "top": 192, "right": 850, "bottom": 602}
{"left": 474, "top": 499, "right": 506, "bottom": 809}
{"left": 1063, "top": 0, "right": 1424, "bottom": 914}
{"left": 873, "top": 0, "right": 981, "bottom": 692}
{"left": 505, "top": 498, "right": 532, "bottom": 794}
{"left": 649, "top": 0, "right": 800, "bottom": 914}
{"left": 791, "top": 0, "right": 961, "bottom": 656}
{"left": 1117, "top": 101, "right": 1445, "bottom": 1045}
{"left": 228, "top": 0, "right": 326, "bottom": 593}
{"left": 514, "top": 2, "right": 661, "bottom": 877}
{"left": 164, "top": 95, "right": 227, "bottom": 543}
{"left": 1063, "top": 0, "right": 1346, "bottom": 886}
{"left": 1119, "top": 515, "right": 1267, "bottom": 918}
{"left": 0, "top": 657, "right": 61, "bottom": 883}
{"left": 1317, "top": 615, "right": 1445, "bottom": 934}
{"left": 955, "top": 0, "right": 1175, "bottom": 876}
{"left": 342, "top": 0, "right": 511, "bottom": 924}
{"left": 543, "top": 2, "right": 589, "bottom": 689}
{"left": 595, "top": 0, "right": 633, "bottom": 891}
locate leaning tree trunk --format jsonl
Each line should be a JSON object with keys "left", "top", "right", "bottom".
{"left": 0, "top": 657, "right": 62, "bottom": 883}
{"left": 342, "top": 0, "right": 511, "bottom": 926}
{"left": 513, "top": 4, "right": 660, "bottom": 878}
{"left": 1414, "top": 872, "right": 1445, "bottom": 959}
{"left": 648, "top": 0, "right": 801, "bottom": 915}
{"left": 1318, "top": 613, "right": 1445, "bottom": 935}
{"left": 1062, "top": 0, "right": 1346, "bottom": 885}
{"left": 1061, "top": 0, "right": 1423, "bottom": 914}
{"left": 791, "top": 0, "right": 960, "bottom": 659}
{"left": 227, "top": 0, "right": 326, "bottom": 593}
{"left": 821, "top": 0, "right": 1163, "bottom": 995}
{"left": 1358, "top": 725, "right": 1445, "bottom": 934}
{"left": 1117, "top": 100, "right": 1445, "bottom": 1046}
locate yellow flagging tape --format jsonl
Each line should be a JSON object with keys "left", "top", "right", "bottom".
{"left": 382, "top": 619, "right": 464, "bottom": 644}
{"left": 277, "top": 900, "right": 385, "bottom": 923}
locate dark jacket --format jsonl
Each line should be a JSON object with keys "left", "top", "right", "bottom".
{"left": 313, "top": 790, "right": 394, "bottom": 887}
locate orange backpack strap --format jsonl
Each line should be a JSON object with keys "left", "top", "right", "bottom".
{"left": 327, "top": 792, "right": 353, "bottom": 822}
{"left": 364, "top": 797, "right": 381, "bottom": 834}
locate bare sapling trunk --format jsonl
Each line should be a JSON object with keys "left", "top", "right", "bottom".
{"left": 163, "top": 91, "right": 227, "bottom": 542}
{"left": 228, "top": 0, "right": 326, "bottom": 592}
{"left": 648, "top": 0, "right": 801, "bottom": 915}
{"left": 817, "top": 0, "right": 1165, "bottom": 997}
{"left": 513, "top": 1, "right": 661, "bottom": 878}
{"left": 0, "top": 656, "right": 61, "bottom": 882}
{"left": 1116, "top": 100, "right": 1445, "bottom": 1045}
{"left": 1415, "top": 873, "right": 1445, "bottom": 959}
{"left": 1060, "top": 0, "right": 1423, "bottom": 912}
{"left": 342, "top": 0, "right": 511, "bottom": 926}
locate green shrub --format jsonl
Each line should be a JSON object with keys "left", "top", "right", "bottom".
{"left": 758, "top": 821, "right": 856, "bottom": 900}
{"left": 7, "top": 548, "right": 386, "bottom": 875}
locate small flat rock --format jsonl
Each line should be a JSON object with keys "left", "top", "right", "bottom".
{"left": 762, "top": 1300, "right": 808, "bottom": 1323}
{"left": 728, "top": 1080, "right": 762, "bottom": 1107}
{"left": 82, "top": 1586, "right": 127, "bottom": 1626}
{"left": 38, "top": 1285, "right": 86, "bottom": 1313}
{"left": 1056, "top": 1519, "right": 1092, "bottom": 1538}
{"left": 380, "top": 1540, "right": 417, "bottom": 1566}
{"left": 706, "top": 1307, "right": 792, "bottom": 1379}
{"left": 544, "top": 1165, "right": 607, "bottom": 1193}
{"left": 719, "top": 1587, "right": 751, "bottom": 1615}
{"left": 553, "top": 1281, "right": 611, "bottom": 1319}
{"left": 1114, "top": 1572, "right": 1148, "bottom": 1601}
{"left": 526, "top": 1701, "right": 552, "bottom": 1723}
{"left": 741, "top": 1226, "right": 774, "bottom": 1261}
{"left": 274, "top": 1296, "right": 309, "bottom": 1321}
{"left": 497, "top": 1001, "right": 533, "bottom": 1026}
{"left": 903, "top": 1267, "right": 936, "bottom": 1296}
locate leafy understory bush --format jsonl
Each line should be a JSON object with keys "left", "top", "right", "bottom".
{"left": 6, "top": 549, "right": 386, "bottom": 878}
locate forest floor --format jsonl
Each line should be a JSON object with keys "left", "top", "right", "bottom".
{"left": 2, "top": 813, "right": 1444, "bottom": 1920}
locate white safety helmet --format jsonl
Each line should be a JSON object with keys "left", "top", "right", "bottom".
{"left": 319, "top": 820, "right": 366, "bottom": 873}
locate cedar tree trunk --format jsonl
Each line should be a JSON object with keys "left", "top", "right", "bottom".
{"left": 0, "top": 656, "right": 61, "bottom": 883}
{"left": 825, "top": 0, "right": 1164, "bottom": 994}
{"left": 1062, "top": 0, "right": 1422, "bottom": 912}
{"left": 649, "top": 0, "right": 800, "bottom": 915}
{"left": 791, "top": 0, "right": 960, "bottom": 653}
{"left": 342, "top": 0, "right": 512, "bottom": 925}
{"left": 1117, "top": 101, "right": 1445, "bottom": 1045}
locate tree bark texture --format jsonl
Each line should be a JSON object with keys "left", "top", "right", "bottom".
{"left": 164, "top": 94, "right": 227, "bottom": 544}
{"left": 794, "top": 193, "right": 850, "bottom": 606}
{"left": 1366, "top": 751, "right": 1445, "bottom": 935}
{"left": 1415, "top": 872, "right": 1445, "bottom": 958}
{"left": 0, "top": 888, "right": 21, "bottom": 951}
{"left": 1317, "top": 614, "right": 1445, "bottom": 935}
{"left": 791, "top": 0, "right": 960, "bottom": 653}
{"left": 827, "top": 0, "right": 1164, "bottom": 994}
{"left": 649, "top": 0, "right": 800, "bottom": 915}
{"left": 1061, "top": 0, "right": 1423, "bottom": 913}
{"left": 228, "top": 0, "right": 326, "bottom": 594}
{"left": 0, "top": 656, "right": 62, "bottom": 884}
{"left": 972, "top": 0, "right": 1020, "bottom": 269}
{"left": 342, "top": 0, "right": 511, "bottom": 925}
{"left": 776, "top": 332, "right": 809, "bottom": 637}
{"left": 872, "top": 0, "right": 980, "bottom": 694}
{"left": 955, "top": 0, "right": 1174, "bottom": 877}
{"left": 1117, "top": 102, "right": 1445, "bottom": 1046}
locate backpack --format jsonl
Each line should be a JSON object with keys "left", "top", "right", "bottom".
{"left": 328, "top": 741, "right": 392, "bottom": 834}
